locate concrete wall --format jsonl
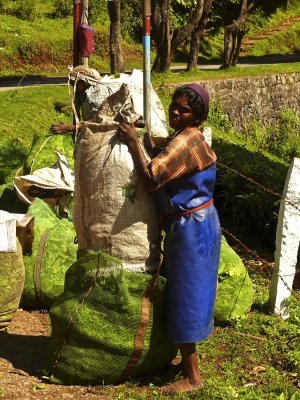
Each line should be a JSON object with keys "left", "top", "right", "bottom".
{"left": 170, "top": 73, "right": 300, "bottom": 131}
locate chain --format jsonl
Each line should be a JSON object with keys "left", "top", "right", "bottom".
{"left": 217, "top": 161, "right": 300, "bottom": 213}
{"left": 221, "top": 227, "right": 300, "bottom": 302}
{"left": 216, "top": 161, "right": 300, "bottom": 300}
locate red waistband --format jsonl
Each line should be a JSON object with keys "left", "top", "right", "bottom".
{"left": 163, "top": 198, "right": 213, "bottom": 220}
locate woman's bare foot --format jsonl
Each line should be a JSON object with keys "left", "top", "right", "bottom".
{"left": 160, "top": 342, "right": 204, "bottom": 394}
{"left": 160, "top": 376, "right": 204, "bottom": 394}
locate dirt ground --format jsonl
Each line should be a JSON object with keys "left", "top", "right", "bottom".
{"left": 0, "top": 311, "right": 116, "bottom": 400}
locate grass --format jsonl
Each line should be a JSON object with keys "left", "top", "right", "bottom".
{"left": 0, "top": 83, "right": 299, "bottom": 400}
{"left": 0, "top": 0, "right": 300, "bottom": 77}
{"left": 0, "top": 2, "right": 299, "bottom": 395}
{"left": 247, "top": 3, "right": 300, "bottom": 36}
{"left": 0, "top": 85, "right": 71, "bottom": 147}
{"left": 246, "top": 24, "right": 300, "bottom": 57}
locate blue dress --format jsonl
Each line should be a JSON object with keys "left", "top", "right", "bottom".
{"left": 153, "top": 163, "right": 221, "bottom": 343}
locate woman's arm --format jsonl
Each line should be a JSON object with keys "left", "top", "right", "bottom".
{"left": 50, "top": 122, "right": 77, "bottom": 134}
{"left": 118, "top": 122, "right": 154, "bottom": 187}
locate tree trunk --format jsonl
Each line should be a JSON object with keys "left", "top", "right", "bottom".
{"left": 108, "top": 0, "right": 125, "bottom": 74}
{"left": 151, "top": 0, "right": 171, "bottom": 73}
{"left": 187, "top": 0, "right": 213, "bottom": 71}
{"left": 151, "top": 0, "right": 204, "bottom": 73}
{"left": 171, "top": 0, "right": 204, "bottom": 51}
{"left": 222, "top": 0, "right": 255, "bottom": 68}
{"left": 232, "top": 26, "right": 247, "bottom": 66}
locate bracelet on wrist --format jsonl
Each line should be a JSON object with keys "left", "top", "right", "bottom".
{"left": 135, "top": 160, "right": 148, "bottom": 168}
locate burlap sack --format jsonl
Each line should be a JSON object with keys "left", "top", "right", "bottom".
{"left": 73, "top": 85, "right": 160, "bottom": 272}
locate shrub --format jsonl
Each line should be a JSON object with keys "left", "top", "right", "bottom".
{"left": 208, "top": 99, "right": 233, "bottom": 134}
{"left": 267, "top": 108, "right": 300, "bottom": 160}
{"left": 244, "top": 119, "right": 268, "bottom": 148}
{"left": 121, "top": 0, "right": 142, "bottom": 41}
{"left": 51, "top": 0, "right": 72, "bottom": 18}
{"left": 214, "top": 138, "right": 287, "bottom": 251}
{"left": 0, "top": 0, "right": 9, "bottom": 13}
{"left": 14, "top": 0, "right": 38, "bottom": 21}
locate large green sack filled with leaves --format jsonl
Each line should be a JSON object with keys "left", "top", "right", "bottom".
{"left": 0, "top": 239, "right": 25, "bottom": 330}
{"left": 23, "top": 134, "right": 74, "bottom": 174}
{"left": 46, "top": 250, "right": 176, "bottom": 385}
{"left": 20, "top": 198, "right": 77, "bottom": 310}
{"left": 214, "top": 236, "right": 253, "bottom": 324}
{"left": 0, "top": 139, "right": 28, "bottom": 184}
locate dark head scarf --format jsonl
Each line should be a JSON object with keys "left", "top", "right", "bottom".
{"left": 180, "top": 83, "right": 210, "bottom": 121}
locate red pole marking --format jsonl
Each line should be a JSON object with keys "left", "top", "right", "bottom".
{"left": 143, "top": 16, "right": 151, "bottom": 36}
{"left": 73, "top": 0, "right": 81, "bottom": 67}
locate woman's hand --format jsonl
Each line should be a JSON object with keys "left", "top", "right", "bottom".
{"left": 117, "top": 122, "right": 138, "bottom": 146}
{"left": 50, "top": 122, "right": 74, "bottom": 134}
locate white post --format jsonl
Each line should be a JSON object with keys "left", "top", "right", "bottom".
{"left": 269, "top": 157, "right": 300, "bottom": 319}
{"left": 202, "top": 126, "right": 212, "bottom": 147}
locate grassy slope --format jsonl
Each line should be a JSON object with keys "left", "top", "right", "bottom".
{"left": 0, "top": 3, "right": 299, "bottom": 399}
{"left": 0, "top": 86, "right": 71, "bottom": 147}
{"left": 0, "top": 1, "right": 300, "bottom": 76}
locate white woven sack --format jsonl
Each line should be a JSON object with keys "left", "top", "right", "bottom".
{"left": 73, "top": 86, "right": 160, "bottom": 273}
{"left": 84, "top": 69, "right": 168, "bottom": 144}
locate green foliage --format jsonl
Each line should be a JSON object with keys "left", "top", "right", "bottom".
{"left": 21, "top": 198, "right": 77, "bottom": 310}
{"left": 207, "top": 100, "right": 233, "bottom": 134}
{"left": 0, "top": 139, "right": 28, "bottom": 184}
{"left": 14, "top": 0, "right": 38, "bottom": 21}
{"left": 266, "top": 108, "right": 300, "bottom": 159}
{"left": 0, "top": 0, "right": 9, "bottom": 13}
{"left": 214, "top": 135, "right": 287, "bottom": 250}
{"left": 51, "top": 0, "right": 72, "bottom": 18}
{"left": 244, "top": 119, "right": 269, "bottom": 149}
{"left": 120, "top": 0, "right": 142, "bottom": 41}
{"left": 214, "top": 237, "right": 254, "bottom": 324}
{"left": 88, "top": 0, "right": 109, "bottom": 25}
{"left": 245, "top": 3, "right": 300, "bottom": 56}
{"left": 245, "top": 108, "right": 300, "bottom": 161}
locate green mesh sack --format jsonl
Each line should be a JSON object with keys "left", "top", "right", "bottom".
{"left": 46, "top": 250, "right": 176, "bottom": 385}
{"left": 214, "top": 236, "right": 254, "bottom": 324}
{"left": 0, "top": 139, "right": 28, "bottom": 184}
{"left": 23, "top": 134, "right": 74, "bottom": 174}
{"left": 20, "top": 198, "right": 77, "bottom": 310}
{"left": 0, "top": 239, "right": 25, "bottom": 330}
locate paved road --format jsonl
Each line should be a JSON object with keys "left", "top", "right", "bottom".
{"left": 0, "top": 76, "right": 68, "bottom": 91}
{"left": 0, "top": 54, "right": 299, "bottom": 91}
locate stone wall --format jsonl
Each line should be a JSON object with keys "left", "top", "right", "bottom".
{"left": 170, "top": 73, "right": 300, "bottom": 131}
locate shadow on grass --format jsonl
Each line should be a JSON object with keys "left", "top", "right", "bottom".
{"left": 213, "top": 137, "right": 289, "bottom": 252}
{"left": 250, "top": 301, "right": 271, "bottom": 314}
{"left": 133, "top": 362, "right": 183, "bottom": 388}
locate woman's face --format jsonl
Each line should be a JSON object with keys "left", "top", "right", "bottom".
{"left": 70, "top": 79, "right": 88, "bottom": 94}
{"left": 168, "top": 94, "right": 197, "bottom": 131}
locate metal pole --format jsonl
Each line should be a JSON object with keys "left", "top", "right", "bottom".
{"left": 73, "top": 0, "right": 81, "bottom": 67}
{"left": 142, "top": 0, "right": 151, "bottom": 130}
{"left": 80, "top": 0, "right": 89, "bottom": 67}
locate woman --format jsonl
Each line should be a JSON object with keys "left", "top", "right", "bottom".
{"left": 50, "top": 65, "right": 101, "bottom": 134}
{"left": 118, "top": 83, "right": 221, "bottom": 394}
